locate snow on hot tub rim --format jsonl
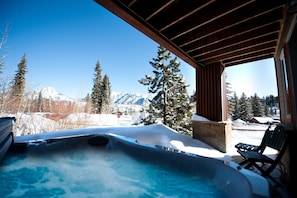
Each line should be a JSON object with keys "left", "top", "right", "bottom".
{"left": 14, "top": 124, "right": 227, "bottom": 159}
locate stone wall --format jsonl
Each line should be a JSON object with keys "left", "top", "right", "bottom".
{"left": 192, "top": 120, "right": 232, "bottom": 153}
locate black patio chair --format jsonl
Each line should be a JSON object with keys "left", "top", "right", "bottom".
{"left": 235, "top": 124, "right": 272, "bottom": 153}
{"left": 236, "top": 124, "right": 289, "bottom": 185}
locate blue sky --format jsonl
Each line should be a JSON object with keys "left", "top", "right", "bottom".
{"left": 1, "top": 0, "right": 277, "bottom": 99}
{"left": 225, "top": 58, "right": 277, "bottom": 98}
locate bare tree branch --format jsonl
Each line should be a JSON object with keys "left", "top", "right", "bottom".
{"left": 0, "top": 25, "right": 9, "bottom": 74}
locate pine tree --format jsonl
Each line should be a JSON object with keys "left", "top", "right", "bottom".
{"left": 84, "top": 93, "right": 92, "bottom": 113}
{"left": 226, "top": 76, "right": 234, "bottom": 120}
{"left": 37, "top": 91, "right": 43, "bottom": 112}
{"left": 238, "top": 92, "right": 253, "bottom": 121}
{"left": 251, "top": 93, "right": 264, "bottom": 117}
{"left": 189, "top": 90, "right": 196, "bottom": 103}
{"left": 10, "top": 54, "right": 27, "bottom": 113}
{"left": 231, "top": 92, "right": 240, "bottom": 120}
{"left": 91, "top": 61, "right": 102, "bottom": 114}
{"left": 101, "top": 74, "right": 111, "bottom": 113}
{"left": 11, "top": 54, "right": 27, "bottom": 97}
{"left": 139, "top": 45, "right": 193, "bottom": 135}
{"left": 264, "top": 95, "right": 278, "bottom": 116}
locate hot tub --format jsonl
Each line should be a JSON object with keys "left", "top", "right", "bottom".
{"left": 0, "top": 125, "right": 270, "bottom": 197}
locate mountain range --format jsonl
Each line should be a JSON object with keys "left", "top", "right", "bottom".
{"left": 33, "top": 87, "right": 151, "bottom": 106}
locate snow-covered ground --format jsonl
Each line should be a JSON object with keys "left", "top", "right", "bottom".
{"left": 0, "top": 113, "right": 274, "bottom": 160}
{"left": 0, "top": 112, "right": 141, "bottom": 136}
{"left": 1, "top": 112, "right": 275, "bottom": 160}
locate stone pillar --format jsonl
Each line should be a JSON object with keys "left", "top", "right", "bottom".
{"left": 194, "top": 62, "right": 230, "bottom": 153}
{"left": 192, "top": 120, "right": 232, "bottom": 153}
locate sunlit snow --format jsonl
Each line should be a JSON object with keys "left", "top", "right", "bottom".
{"left": 1, "top": 111, "right": 275, "bottom": 162}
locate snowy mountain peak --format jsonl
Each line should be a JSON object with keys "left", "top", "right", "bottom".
{"left": 35, "top": 87, "right": 74, "bottom": 102}
{"left": 31, "top": 88, "right": 150, "bottom": 106}
{"left": 111, "top": 92, "right": 151, "bottom": 106}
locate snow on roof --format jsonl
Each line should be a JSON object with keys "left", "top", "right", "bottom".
{"left": 250, "top": 117, "right": 274, "bottom": 124}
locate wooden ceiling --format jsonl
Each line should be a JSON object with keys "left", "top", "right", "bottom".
{"left": 94, "top": 0, "right": 287, "bottom": 69}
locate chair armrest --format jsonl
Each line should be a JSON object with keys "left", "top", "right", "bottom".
{"left": 235, "top": 143, "right": 259, "bottom": 151}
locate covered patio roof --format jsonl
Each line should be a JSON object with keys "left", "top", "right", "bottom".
{"left": 94, "top": 0, "right": 286, "bottom": 69}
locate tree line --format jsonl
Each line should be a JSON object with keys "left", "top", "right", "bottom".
{"left": 227, "top": 91, "right": 278, "bottom": 122}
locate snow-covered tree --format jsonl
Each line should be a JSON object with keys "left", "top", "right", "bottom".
{"left": 264, "top": 95, "right": 279, "bottom": 116}
{"left": 11, "top": 54, "right": 27, "bottom": 97}
{"left": 84, "top": 93, "right": 92, "bottom": 113}
{"left": 91, "top": 61, "right": 102, "bottom": 114}
{"left": 238, "top": 92, "right": 253, "bottom": 121}
{"left": 37, "top": 91, "right": 43, "bottom": 112}
{"left": 231, "top": 92, "right": 239, "bottom": 120}
{"left": 251, "top": 93, "right": 264, "bottom": 117}
{"left": 226, "top": 76, "right": 234, "bottom": 120}
{"left": 139, "top": 45, "right": 193, "bottom": 135}
{"left": 90, "top": 61, "right": 111, "bottom": 114}
{"left": 101, "top": 74, "right": 111, "bottom": 113}
{"left": 9, "top": 54, "right": 27, "bottom": 113}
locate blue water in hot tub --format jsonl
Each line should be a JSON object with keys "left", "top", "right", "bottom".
{"left": 0, "top": 136, "right": 227, "bottom": 198}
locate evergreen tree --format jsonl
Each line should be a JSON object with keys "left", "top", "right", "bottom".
{"left": 101, "top": 74, "right": 111, "bottom": 113}
{"left": 10, "top": 54, "right": 27, "bottom": 112}
{"left": 266, "top": 94, "right": 276, "bottom": 107}
{"left": 11, "top": 54, "right": 27, "bottom": 97}
{"left": 139, "top": 45, "right": 193, "bottom": 134}
{"left": 189, "top": 90, "right": 196, "bottom": 117}
{"left": 264, "top": 94, "right": 279, "bottom": 116}
{"left": 231, "top": 92, "right": 240, "bottom": 120}
{"left": 226, "top": 77, "right": 234, "bottom": 120}
{"left": 189, "top": 90, "right": 196, "bottom": 103}
{"left": 238, "top": 92, "right": 253, "bottom": 121}
{"left": 251, "top": 93, "right": 264, "bottom": 117}
{"left": 37, "top": 91, "right": 43, "bottom": 112}
{"left": 91, "top": 61, "right": 102, "bottom": 114}
{"left": 85, "top": 93, "right": 92, "bottom": 113}
{"left": 264, "top": 104, "right": 269, "bottom": 116}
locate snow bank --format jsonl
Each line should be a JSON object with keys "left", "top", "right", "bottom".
{"left": 1, "top": 112, "right": 274, "bottom": 157}
{"left": 0, "top": 112, "right": 139, "bottom": 136}
{"left": 60, "top": 113, "right": 119, "bottom": 126}
{"left": 192, "top": 114, "right": 211, "bottom": 121}
{"left": 0, "top": 113, "right": 57, "bottom": 136}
